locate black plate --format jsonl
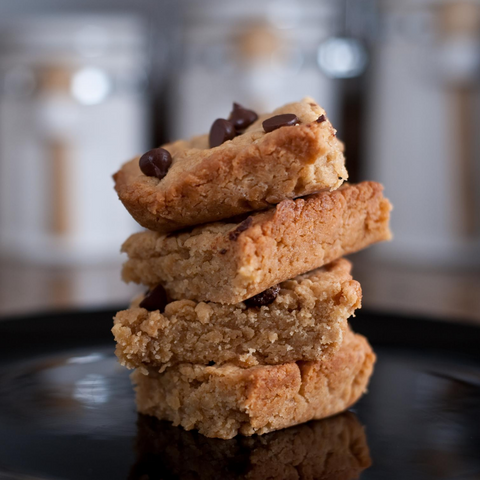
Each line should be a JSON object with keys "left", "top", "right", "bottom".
{"left": 0, "top": 309, "right": 479, "bottom": 480}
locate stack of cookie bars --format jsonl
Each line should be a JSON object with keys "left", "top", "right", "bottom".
{"left": 112, "top": 98, "right": 392, "bottom": 439}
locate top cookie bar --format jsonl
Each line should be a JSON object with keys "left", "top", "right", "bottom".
{"left": 114, "top": 98, "right": 347, "bottom": 233}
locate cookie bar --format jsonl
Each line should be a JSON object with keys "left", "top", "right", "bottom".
{"left": 113, "top": 98, "right": 347, "bottom": 233}
{"left": 122, "top": 181, "right": 392, "bottom": 304}
{"left": 113, "top": 259, "right": 361, "bottom": 369}
{"left": 130, "top": 412, "right": 371, "bottom": 480}
{"left": 132, "top": 329, "right": 375, "bottom": 439}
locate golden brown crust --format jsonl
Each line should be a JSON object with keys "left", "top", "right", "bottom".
{"left": 122, "top": 181, "right": 392, "bottom": 304}
{"left": 132, "top": 330, "right": 376, "bottom": 439}
{"left": 113, "top": 259, "right": 361, "bottom": 369}
{"left": 113, "top": 98, "right": 347, "bottom": 233}
{"left": 131, "top": 411, "right": 371, "bottom": 480}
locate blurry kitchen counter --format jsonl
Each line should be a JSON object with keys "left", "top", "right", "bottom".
{"left": 0, "top": 255, "right": 480, "bottom": 324}
{"left": 0, "top": 259, "right": 140, "bottom": 318}
{"left": 352, "top": 253, "right": 480, "bottom": 325}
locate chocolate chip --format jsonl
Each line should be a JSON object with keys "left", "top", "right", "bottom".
{"left": 219, "top": 248, "right": 227, "bottom": 254}
{"left": 139, "top": 148, "right": 172, "bottom": 180}
{"left": 139, "top": 284, "right": 169, "bottom": 312}
{"left": 244, "top": 285, "right": 280, "bottom": 308}
{"left": 229, "top": 102, "right": 258, "bottom": 132}
{"left": 207, "top": 361, "right": 215, "bottom": 366}
{"left": 316, "top": 114, "right": 326, "bottom": 123}
{"left": 262, "top": 114, "right": 299, "bottom": 133}
{"left": 228, "top": 216, "right": 253, "bottom": 241}
{"left": 209, "top": 119, "right": 236, "bottom": 148}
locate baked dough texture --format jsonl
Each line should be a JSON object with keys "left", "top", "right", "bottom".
{"left": 132, "top": 329, "right": 375, "bottom": 439}
{"left": 122, "top": 181, "right": 392, "bottom": 304}
{"left": 113, "top": 259, "right": 361, "bottom": 369}
{"left": 130, "top": 411, "right": 371, "bottom": 480}
{"left": 113, "top": 98, "right": 347, "bottom": 233}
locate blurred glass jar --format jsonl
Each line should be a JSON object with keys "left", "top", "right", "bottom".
{"left": 171, "top": 0, "right": 346, "bottom": 139}
{"left": 0, "top": 15, "right": 149, "bottom": 265}
{"left": 365, "top": 0, "right": 480, "bottom": 267}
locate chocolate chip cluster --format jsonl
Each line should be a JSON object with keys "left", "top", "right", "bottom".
{"left": 209, "top": 103, "right": 302, "bottom": 148}
{"left": 138, "top": 102, "right": 310, "bottom": 181}
{"left": 209, "top": 103, "right": 259, "bottom": 148}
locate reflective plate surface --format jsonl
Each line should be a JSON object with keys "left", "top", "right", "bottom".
{"left": 0, "top": 309, "right": 479, "bottom": 480}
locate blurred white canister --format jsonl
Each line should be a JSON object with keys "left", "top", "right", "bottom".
{"left": 172, "top": 0, "right": 342, "bottom": 140}
{"left": 365, "top": 0, "right": 480, "bottom": 267}
{"left": 0, "top": 15, "right": 149, "bottom": 265}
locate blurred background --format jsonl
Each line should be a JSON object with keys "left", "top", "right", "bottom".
{"left": 0, "top": 0, "right": 479, "bottom": 322}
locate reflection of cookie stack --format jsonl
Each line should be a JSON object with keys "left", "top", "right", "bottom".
{"left": 112, "top": 98, "right": 391, "bottom": 439}
{"left": 129, "top": 412, "right": 371, "bottom": 480}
